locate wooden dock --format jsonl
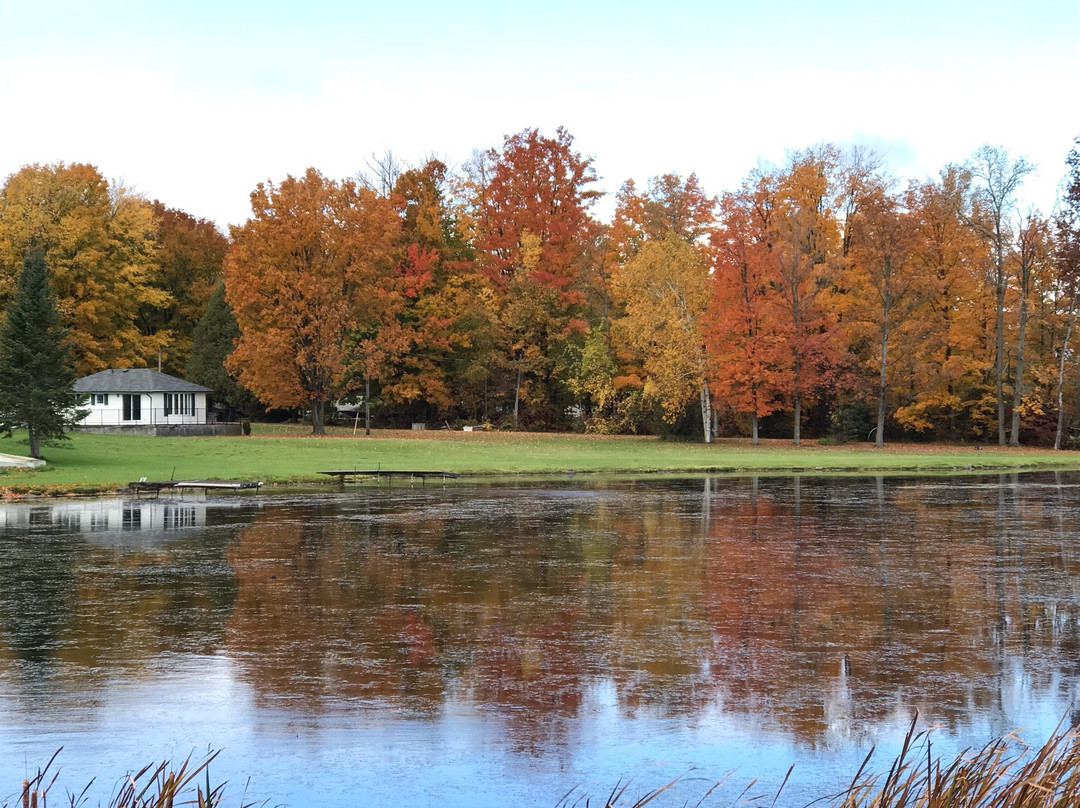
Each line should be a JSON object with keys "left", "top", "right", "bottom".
{"left": 128, "top": 479, "right": 263, "bottom": 494}
{"left": 318, "top": 469, "right": 460, "bottom": 486}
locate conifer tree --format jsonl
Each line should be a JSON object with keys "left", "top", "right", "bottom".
{"left": 0, "top": 251, "right": 87, "bottom": 458}
{"left": 186, "top": 282, "right": 257, "bottom": 416}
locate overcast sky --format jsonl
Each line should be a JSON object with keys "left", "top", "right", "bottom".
{"left": 1, "top": 0, "right": 1076, "bottom": 231}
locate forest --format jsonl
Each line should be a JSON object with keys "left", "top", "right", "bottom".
{"left": 1, "top": 128, "right": 1079, "bottom": 446}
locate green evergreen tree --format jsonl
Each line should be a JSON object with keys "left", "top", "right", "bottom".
{"left": 186, "top": 282, "right": 258, "bottom": 416}
{"left": 0, "top": 251, "right": 87, "bottom": 458}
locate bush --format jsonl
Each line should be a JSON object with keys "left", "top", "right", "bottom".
{"left": 829, "top": 403, "right": 873, "bottom": 444}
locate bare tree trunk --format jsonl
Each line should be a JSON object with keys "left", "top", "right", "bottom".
{"left": 311, "top": 399, "right": 325, "bottom": 436}
{"left": 751, "top": 413, "right": 759, "bottom": 445}
{"left": 700, "top": 380, "right": 712, "bottom": 444}
{"left": 1009, "top": 294, "right": 1030, "bottom": 446}
{"left": 28, "top": 427, "right": 41, "bottom": 459}
{"left": 1055, "top": 316, "right": 1075, "bottom": 450}
{"left": 793, "top": 393, "right": 801, "bottom": 446}
{"left": 793, "top": 352, "right": 802, "bottom": 446}
{"left": 877, "top": 313, "right": 889, "bottom": 448}
{"left": 995, "top": 282, "right": 1007, "bottom": 445}
{"left": 365, "top": 373, "right": 371, "bottom": 436}
{"left": 513, "top": 360, "right": 522, "bottom": 431}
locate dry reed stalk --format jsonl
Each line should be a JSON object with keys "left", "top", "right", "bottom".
{"left": 5, "top": 749, "right": 257, "bottom": 808}
{"left": 826, "top": 714, "right": 1080, "bottom": 808}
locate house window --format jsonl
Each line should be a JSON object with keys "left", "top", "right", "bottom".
{"left": 164, "top": 393, "right": 195, "bottom": 416}
{"left": 92, "top": 393, "right": 109, "bottom": 405}
{"left": 122, "top": 394, "right": 141, "bottom": 421}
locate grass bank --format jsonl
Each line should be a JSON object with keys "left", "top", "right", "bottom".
{"left": 2, "top": 424, "right": 1079, "bottom": 495}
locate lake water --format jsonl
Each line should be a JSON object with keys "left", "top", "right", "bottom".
{"left": 1, "top": 473, "right": 1078, "bottom": 807}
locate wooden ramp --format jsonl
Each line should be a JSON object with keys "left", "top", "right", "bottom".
{"left": 319, "top": 469, "right": 459, "bottom": 486}
{"left": 129, "top": 479, "right": 262, "bottom": 494}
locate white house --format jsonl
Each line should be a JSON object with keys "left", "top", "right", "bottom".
{"left": 74, "top": 369, "right": 212, "bottom": 427}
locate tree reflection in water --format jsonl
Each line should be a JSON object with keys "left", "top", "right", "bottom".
{"left": 218, "top": 475, "right": 1080, "bottom": 752}
{"left": 1, "top": 476, "right": 1079, "bottom": 806}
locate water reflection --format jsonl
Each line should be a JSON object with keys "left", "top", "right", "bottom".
{"left": 216, "top": 475, "right": 1080, "bottom": 747}
{"left": 0, "top": 498, "right": 209, "bottom": 545}
{"left": 0, "top": 497, "right": 242, "bottom": 673}
{"left": 0, "top": 475, "right": 1079, "bottom": 807}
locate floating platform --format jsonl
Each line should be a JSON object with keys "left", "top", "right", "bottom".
{"left": 318, "top": 469, "right": 459, "bottom": 486}
{"left": 128, "top": 479, "right": 263, "bottom": 494}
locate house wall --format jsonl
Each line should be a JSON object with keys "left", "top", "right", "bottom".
{"left": 79, "top": 392, "right": 209, "bottom": 426}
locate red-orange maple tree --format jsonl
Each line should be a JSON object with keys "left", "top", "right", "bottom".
{"left": 224, "top": 168, "right": 399, "bottom": 434}
{"left": 706, "top": 183, "right": 783, "bottom": 443}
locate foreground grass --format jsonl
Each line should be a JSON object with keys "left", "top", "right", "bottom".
{"left": 1, "top": 424, "right": 1079, "bottom": 494}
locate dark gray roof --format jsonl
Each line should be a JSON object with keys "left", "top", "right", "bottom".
{"left": 74, "top": 369, "right": 212, "bottom": 394}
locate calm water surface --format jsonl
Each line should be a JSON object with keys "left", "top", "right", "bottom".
{"left": 1, "top": 473, "right": 1079, "bottom": 807}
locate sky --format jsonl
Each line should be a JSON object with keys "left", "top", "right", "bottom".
{"left": 0, "top": 0, "right": 1077, "bottom": 231}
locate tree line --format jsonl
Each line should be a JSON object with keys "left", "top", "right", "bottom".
{"left": 2, "top": 129, "right": 1079, "bottom": 445}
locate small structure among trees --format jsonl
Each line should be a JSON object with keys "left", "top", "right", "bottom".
{"left": 73, "top": 369, "right": 211, "bottom": 428}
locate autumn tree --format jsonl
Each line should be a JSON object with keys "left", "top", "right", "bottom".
{"left": 894, "top": 168, "right": 988, "bottom": 438}
{"left": 0, "top": 251, "right": 86, "bottom": 458}
{"left": 224, "top": 168, "right": 399, "bottom": 435}
{"left": 1053, "top": 136, "right": 1080, "bottom": 448}
{"left": 616, "top": 233, "right": 713, "bottom": 442}
{"left": 610, "top": 172, "right": 715, "bottom": 261}
{"left": 468, "top": 127, "right": 600, "bottom": 428}
{"left": 0, "top": 163, "right": 167, "bottom": 374}
{"left": 379, "top": 159, "right": 497, "bottom": 422}
{"left": 837, "top": 183, "right": 920, "bottom": 446}
{"left": 706, "top": 181, "right": 782, "bottom": 443}
{"left": 138, "top": 202, "right": 228, "bottom": 375}
{"left": 604, "top": 173, "right": 716, "bottom": 434}
{"left": 967, "top": 145, "right": 1035, "bottom": 444}
{"left": 1008, "top": 212, "right": 1051, "bottom": 444}
{"left": 768, "top": 148, "right": 845, "bottom": 445}
{"left": 836, "top": 146, "right": 886, "bottom": 259}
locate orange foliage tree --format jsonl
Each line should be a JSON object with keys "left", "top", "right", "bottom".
{"left": 467, "top": 127, "right": 600, "bottom": 428}
{"left": 767, "top": 149, "right": 848, "bottom": 444}
{"left": 1054, "top": 137, "right": 1080, "bottom": 448}
{"left": 139, "top": 202, "right": 228, "bottom": 375}
{"left": 1006, "top": 212, "right": 1052, "bottom": 444}
{"left": 706, "top": 181, "right": 783, "bottom": 443}
{"left": 380, "top": 160, "right": 496, "bottom": 421}
{"left": 224, "top": 168, "right": 399, "bottom": 434}
{"left": 609, "top": 172, "right": 715, "bottom": 260}
{"left": 836, "top": 183, "right": 921, "bottom": 446}
{"left": 894, "top": 169, "right": 991, "bottom": 438}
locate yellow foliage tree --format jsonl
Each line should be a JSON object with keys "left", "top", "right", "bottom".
{"left": 615, "top": 233, "right": 712, "bottom": 441}
{"left": 0, "top": 163, "right": 167, "bottom": 374}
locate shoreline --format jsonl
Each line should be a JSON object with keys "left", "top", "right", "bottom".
{"left": 5, "top": 460, "right": 1080, "bottom": 501}
{"left": 3, "top": 427, "right": 1080, "bottom": 498}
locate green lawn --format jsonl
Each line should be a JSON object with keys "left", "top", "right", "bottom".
{"left": 2, "top": 425, "right": 1080, "bottom": 493}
